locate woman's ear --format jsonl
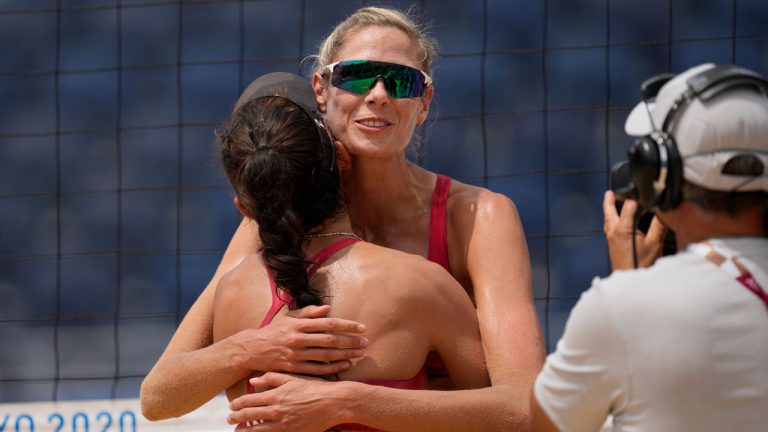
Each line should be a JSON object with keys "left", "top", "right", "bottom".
{"left": 416, "top": 84, "right": 434, "bottom": 126}
{"left": 312, "top": 73, "right": 327, "bottom": 113}
{"left": 334, "top": 140, "right": 352, "bottom": 174}
{"left": 233, "top": 196, "right": 253, "bottom": 219}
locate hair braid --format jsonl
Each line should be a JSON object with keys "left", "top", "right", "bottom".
{"left": 219, "top": 96, "right": 343, "bottom": 307}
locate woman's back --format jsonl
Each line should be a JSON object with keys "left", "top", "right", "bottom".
{"left": 212, "top": 238, "right": 488, "bottom": 401}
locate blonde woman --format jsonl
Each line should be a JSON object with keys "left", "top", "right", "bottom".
{"left": 141, "top": 7, "right": 543, "bottom": 431}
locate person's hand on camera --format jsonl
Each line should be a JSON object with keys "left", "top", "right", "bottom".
{"left": 603, "top": 191, "right": 667, "bottom": 271}
{"left": 233, "top": 305, "right": 368, "bottom": 376}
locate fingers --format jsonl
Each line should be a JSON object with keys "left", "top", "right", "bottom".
{"left": 284, "top": 309, "right": 366, "bottom": 335}
{"left": 229, "top": 389, "right": 271, "bottom": 413}
{"left": 296, "top": 332, "right": 369, "bottom": 349}
{"left": 235, "top": 423, "right": 269, "bottom": 431}
{"left": 617, "top": 198, "right": 639, "bottom": 230}
{"left": 301, "top": 305, "right": 330, "bottom": 318}
{"left": 637, "top": 215, "right": 668, "bottom": 268}
{"left": 602, "top": 190, "right": 619, "bottom": 231}
{"left": 645, "top": 215, "right": 668, "bottom": 247}
{"left": 282, "top": 346, "right": 364, "bottom": 375}
{"left": 292, "top": 304, "right": 331, "bottom": 319}
{"left": 235, "top": 422, "right": 279, "bottom": 432}
{"left": 603, "top": 190, "right": 638, "bottom": 234}
{"left": 294, "top": 347, "right": 365, "bottom": 362}
{"left": 228, "top": 392, "right": 274, "bottom": 426}
{"left": 297, "top": 317, "right": 366, "bottom": 334}
{"left": 229, "top": 374, "right": 311, "bottom": 428}
{"left": 285, "top": 359, "right": 355, "bottom": 376}
{"left": 228, "top": 406, "right": 277, "bottom": 426}
{"left": 241, "top": 372, "right": 294, "bottom": 397}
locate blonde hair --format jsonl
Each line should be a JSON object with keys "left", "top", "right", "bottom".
{"left": 312, "top": 6, "right": 438, "bottom": 76}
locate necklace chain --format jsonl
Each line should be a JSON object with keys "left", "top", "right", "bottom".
{"left": 305, "top": 231, "right": 363, "bottom": 241}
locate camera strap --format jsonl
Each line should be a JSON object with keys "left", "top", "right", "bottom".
{"left": 689, "top": 241, "right": 768, "bottom": 309}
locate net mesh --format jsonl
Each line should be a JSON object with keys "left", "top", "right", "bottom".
{"left": 1, "top": 0, "right": 767, "bottom": 403}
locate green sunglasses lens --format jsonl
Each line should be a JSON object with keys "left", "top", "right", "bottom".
{"left": 330, "top": 60, "right": 428, "bottom": 98}
{"left": 385, "top": 71, "right": 420, "bottom": 98}
{"left": 339, "top": 76, "right": 377, "bottom": 94}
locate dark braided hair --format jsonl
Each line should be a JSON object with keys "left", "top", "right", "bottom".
{"left": 219, "top": 96, "right": 344, "bottom": 307}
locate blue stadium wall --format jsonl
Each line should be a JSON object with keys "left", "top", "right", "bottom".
{"left": 2, "top": 0, "right": 768, "bottom": 406}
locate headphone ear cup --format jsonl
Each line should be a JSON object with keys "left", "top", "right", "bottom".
{"left": 658, "top": 135, "right": 684, "bottom": 211}
{"left": 628, "top": 136, "right": 661, "bottom": 210}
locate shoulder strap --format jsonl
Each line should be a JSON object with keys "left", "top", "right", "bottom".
{"left": 259, "top": 254, "right": 293, "bottom": 328}
{"left": 261, "top": 238, "right": 361, "bottom": 327}
{"left": 690, "top": 241, "right": 768, "bottom": 309}
{"left": 306, "top": 237, "right": 362, "bottom": 279}
{"left": 428, "top": 174, "right": 452, "bottom": 274}
{"left": 247, "top": 240, "right": 361, "bottom": 406}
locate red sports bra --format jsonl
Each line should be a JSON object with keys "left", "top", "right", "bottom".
{"left": 428, "top": 174, "right": 452, "bottom": 274}
{"left": 425, "top": 174, "right": 452, "bottom": 377}
{"left": 243, "top": 237, "right": 427, "bottom": 432}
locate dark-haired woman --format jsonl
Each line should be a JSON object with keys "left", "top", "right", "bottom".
{"left": 211, "top": 75, "right": 489, "bottom": 431}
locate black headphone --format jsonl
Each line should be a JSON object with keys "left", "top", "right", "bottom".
{"left": 611, "top": 64, "right": 768, "bottom": 211}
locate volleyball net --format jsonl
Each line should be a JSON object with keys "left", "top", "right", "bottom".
{"left": 1, "top": 0, "right": 767, "bottom": 430}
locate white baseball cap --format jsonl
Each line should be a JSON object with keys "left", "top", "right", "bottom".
{"left": 624, "top": 63, "right": 768, "bottom": 192}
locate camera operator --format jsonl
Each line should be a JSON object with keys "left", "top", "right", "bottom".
{"left": 531, "top": 63, "right": 768, "bottom": 432}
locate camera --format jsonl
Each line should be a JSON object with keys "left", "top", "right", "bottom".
{"left": 609, "top": 160, "right": 636, "bottom": 202}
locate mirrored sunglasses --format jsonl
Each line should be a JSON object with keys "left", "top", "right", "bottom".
{"left": 324, "top": 60, "right": 432, "bottom": 99}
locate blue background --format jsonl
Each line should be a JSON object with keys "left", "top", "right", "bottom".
{"left": 1, "top": 0, "right": 767, "bottom": 402}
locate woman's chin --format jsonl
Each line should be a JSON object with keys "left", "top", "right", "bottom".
{"left": 348, "top": 143, "right": 406, "bottom": 160}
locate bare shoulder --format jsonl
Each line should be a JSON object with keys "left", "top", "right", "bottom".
{"left": 211, "top": 252, "right": 271, "bottom": 343}
{"left": 446, "top": 180, "right": 525, "bottom": 279}
{"left": 214, "top": 253, "right": 265, "bottom": 307}
{"left": 447, "top": 179, "right": 521, "bottom": 225}
{"left": 348, "top": 243, "right": 467, "bottom": 307}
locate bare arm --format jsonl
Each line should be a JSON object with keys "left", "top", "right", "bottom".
{"left": 530, "top": 390, "right": 560, "bottom": 432}
{"left": 421, "top": 264, "right": 489, "bottom": 390}
{"left": 229, "top": 192, "right": 544, "bottom": 431}
{"left": 140, "top": 218, "right": 367, "bottom": 420}
{"left": 141, "top": 218, "right": 260, "bottom": 420}
{"left": 231, "top": 373, "right": 518, "bottom": 432}
{"left": 465, "top": 191, "right": 546, "bottom": 429}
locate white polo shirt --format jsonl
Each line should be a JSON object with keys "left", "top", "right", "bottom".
{"left": 535, "top": 237, "right": 768, "bottom": 432}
